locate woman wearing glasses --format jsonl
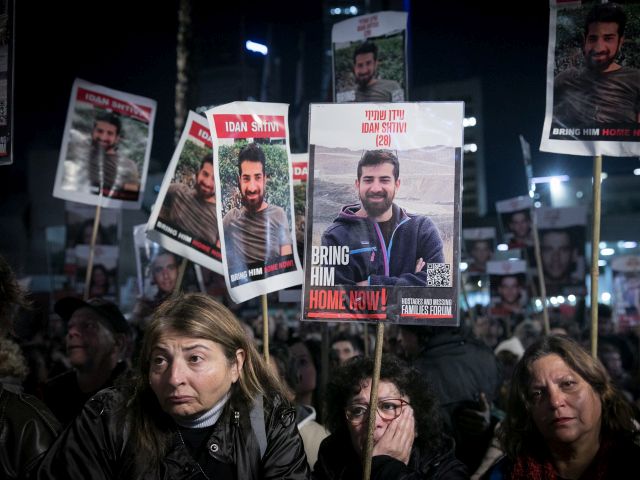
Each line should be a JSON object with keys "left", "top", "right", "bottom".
{"left": 313, "top": 354, "right": 468, "bottom": 479}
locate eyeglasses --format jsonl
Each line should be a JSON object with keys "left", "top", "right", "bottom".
{"left": 345, "top": 398, "right": 410, "bottom": 425}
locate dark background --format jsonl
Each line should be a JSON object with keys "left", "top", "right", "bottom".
{"left": 5, "top": 0, "right": 640, "bottom": 268}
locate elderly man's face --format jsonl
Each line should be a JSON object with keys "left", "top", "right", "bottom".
{"left": 66, "top": 308, "right": 117, "bottom": 371}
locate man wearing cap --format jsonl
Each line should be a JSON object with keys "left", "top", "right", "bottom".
{"left": 43, "top": 297, "right": 130, "bottom": 425}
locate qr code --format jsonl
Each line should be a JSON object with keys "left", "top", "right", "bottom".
{"left": 426, "top": 263, "right": 451, "bottom": 287}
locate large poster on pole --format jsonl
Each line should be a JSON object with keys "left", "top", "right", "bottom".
{"left": 53, "top": 78, "right": 156, "bottom": 208}
{"left": 147, "top": 111, "right": 222, "bottom": 274}
{"left": 332, "top": 11, "right": 408, "bottom": 103}
{"left": 302, "top": 102, "right": 463, "bottom": 325}
{"left": 541, "top": 1, "right": 640, "bottom": 156}
{"left": 206, "top": 102, "right": 303, "bottom": 304}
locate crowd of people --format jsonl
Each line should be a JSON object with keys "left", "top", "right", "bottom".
{"left": 2, "top": 251, "right": 640, "bottom": 479}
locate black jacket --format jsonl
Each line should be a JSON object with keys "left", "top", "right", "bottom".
{"left": 321, "top": 203, "right": 444, "bottom": 286}
{"left": 412, "top": 331, "right": 500, "bottom": 472}
{"left": 43, "top": 360, "right": 129, "bottom": 426}
{"left": 33, "top": 386, "right": 311, "bottom": 479}
{"left": 312, "top": 428, "right": 468, "bottom": 480}
{"left": 0, "top": 383, "right": 61, "bottom": 480}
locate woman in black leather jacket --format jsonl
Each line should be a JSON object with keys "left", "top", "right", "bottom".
{"left": 33, "top": 293, "right": 310, "bottom": 479}
{"left": 313, "top": 355, "right": 468, "bottom": 480}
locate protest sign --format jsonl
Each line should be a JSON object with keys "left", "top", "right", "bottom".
{"left": 332, "top": 11, "right": 408, "bottom": 103}
{"left": 541, "top": 1, "right": 640, "bottom": 156}
{"left": 303, "top": 102, "right": 463, "bottom": 326}
{"left": 206, "top": 102, "right": 303, "bottom": 304}
{"left": 53, "top": 78, "right": 156, "bottom": 208}
{"left": 147, "top": 111, "right": 222, "bottom": 273}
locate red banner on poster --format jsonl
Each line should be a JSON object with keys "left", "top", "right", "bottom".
{"left": 213, "top": 114, "right": 286, "bottom": 138}
{"left": 76, "top": 88, "right": 152, "bottom": 122}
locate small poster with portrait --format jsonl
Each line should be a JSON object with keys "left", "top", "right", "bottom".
{"left": 541, "top": 1, "right": 640, "bottom": 156}
{"left": 205, "top": 102, "right": 303, "bottom": 304}
{"left": 131, "top": 224, "right": 200, "bottom": 327}
{"left": 463, "top": 227, "right": 496, "bottom": 275}
{"left": 332, "top": 11, "right": 408, "bottom": 103}
{"left": 147, "top": 111, "right": 222, "bottom": 274}
{"left": 487, "top": 259, "right": 528, "bottom": 321}
{"left": 611, "top": 255, "right": 640, "bottom": 331}
{"left": 52, "top": 78, "right": 156, "bottom": 208}
{"left": 291, "top": 152, "right": 308, "bottom": 268}
{"left": 63, "top": 201, "right": 120, "bottom": 284}
{"left": 64, "top": 201, "right": 120, "bottom": 249}
{"left": 535, "top": 206, "right": 587, "bottom": 296}
{"left": 73, "top": 244, "right": 119, "bottom": 301}
{"left": 302, "top": 102, "right": 463, "bottom": 326}
{"left": 278, "top": 152, "right": 309, "bottom": 305}
{"left": 496, "top": 196, "right": 534, "bottom": 251}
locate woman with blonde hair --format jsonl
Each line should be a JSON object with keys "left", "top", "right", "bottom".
{"left": 35, "top": 292, "right": 310, "bottom": 479}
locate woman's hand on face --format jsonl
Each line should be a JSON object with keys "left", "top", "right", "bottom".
{"left": 372, "top": 406, "right": 414, "bottom": 465}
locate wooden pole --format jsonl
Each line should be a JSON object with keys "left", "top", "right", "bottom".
{"left": 363, "top": 324, "right": 369, "bottom": 357}
{"left": 531, "top": 210, "right": 550, "bottom": 335}
{"left": 319, "top": 323, "right": 330, "bottom": 422}
{"left": 172, "top": 257, "right": 189, "bottom": 298}
{"left": 590, "top": 155, "right": 602, "bottom": 358}
{"left": 262, "top": 294, "right": 269, "bottom": 363}
{"left": 83, "top": 204, "right": 102, "bottom": 300}
{"left": 460, "top": 274, "right": 475, "bottom": 328}
{"left": 362, "top": 322, "right": 384, "bottom": 480}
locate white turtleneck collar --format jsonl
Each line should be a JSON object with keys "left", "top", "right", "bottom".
{"left": 173, "top": 391, "right": 231, "bottom": 429}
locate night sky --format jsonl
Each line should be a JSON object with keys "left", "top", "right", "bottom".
{"left": 8, "top": 0, "right": 639, "bottom": 214}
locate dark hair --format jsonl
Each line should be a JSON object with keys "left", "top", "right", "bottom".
{"left": 151, "top": 250, "right": 178, "bottom": 267}
{"left": 498, "top": 273, "right": 525, "bottom": 288}
{"left": 126, "top": 293, "right": 287, "bottom": 475}
{"left": 508, "top": 209, "right": 531, "bottom": 223}
{"left": 357, "top": 149, "right": 399, "bottom": 181}
{"left": 90, "top": 264, "right": 110, "bottom": 294}
{"left": 499, "top": 336, "right": 637, "bottom": 459}
{"left": 199, "top": 152, "right": 213, "bottom": 172}
{"left": 331, "top": 332, "right": 364, "bottom": 355}
{"left": 540, "top": 228, "right": 576, "bottom": 249}
{"left": 324, "top": 354, "right": 447, "bottom": 453}
{"left": 74, "top": 218, "right": 109, "bottom": 246}
{"left": 269, "top": 342, "right": 298, "bottom": 390}
{"left": 353, "top": 40, "right": 378, "bottom": 63}
{"left": 597, "top": 302, "right": 612, "bottom": 319}
{"left": 237, "top": 142, "right": 265, "bottom": 177}
{"left": 0, "top": 255, "right": 31, "bottom": 334}
{"left": 585, "top": 2, "right": 627, "bottom": 38}
{"left": 94, "top": 110, "right": 122, "bottom": 135}
{"left": 470, "top": 238, "right": 492, "bottom": 250}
